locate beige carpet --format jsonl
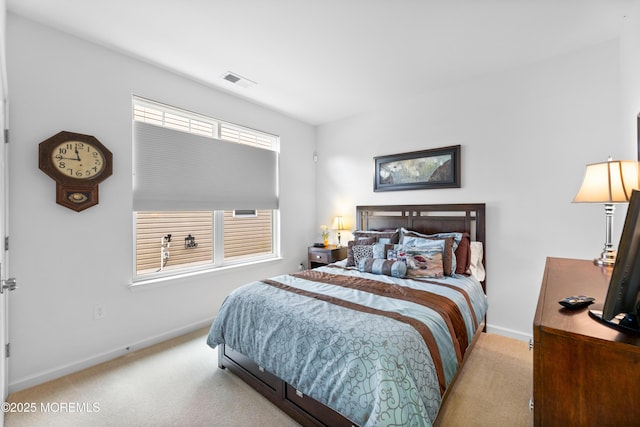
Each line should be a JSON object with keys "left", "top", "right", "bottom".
{"left": 5, "top": 328, "right": 533, "bottom": 427}
{"left": 435, "top": 333, "right": 533, "bottom": 427}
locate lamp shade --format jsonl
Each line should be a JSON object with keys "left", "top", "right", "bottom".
{"left": 573, "top": 160, "right": 638, "bottom": 203}
{"left": 333, "top": 216, "right": 346, "bottom": 230}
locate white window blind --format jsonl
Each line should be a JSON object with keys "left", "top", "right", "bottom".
{"left": 132, "top": 121, "right": 279, "bottom": 211}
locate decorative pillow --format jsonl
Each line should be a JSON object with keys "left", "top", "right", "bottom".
{"left": 386, "top": 244, "right": 406, "bottom": 261}
{"left": 352, "top": 244, "right": 375, "bottom": 266}
{"left": 404, "top": 247, "right": 444, "bottom": 279}
{"left": 454, "top": 233, "right": 471, "bottom": 275}
{"left": 401, "top": 228, "right": 465, "bottom": 274}
{"left": 401, "top": 228, "right": 463, "bottom": 248}
{"left": 358, "top": 257, "right": 407, "bottom": 278}
{"left": 346, "top": 237, "right": 376, "bottom": 266}
{"left": 372, "top": 242, "right": 394, "bottom": 259}
{"left": 400, "top": 237, "right": 454, "bottom": 276}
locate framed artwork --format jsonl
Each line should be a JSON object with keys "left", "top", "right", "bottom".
{"left": 374, "top": 145, "right": 460, "bottom": 192}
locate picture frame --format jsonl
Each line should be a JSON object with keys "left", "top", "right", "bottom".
{"left": 374, "top": 145, "right": 460, "bottom": 192}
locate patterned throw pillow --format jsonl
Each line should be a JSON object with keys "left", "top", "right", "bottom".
{"left": 400, "top": 237, "right": 454, "bottom": 276}
{"left": 346, "top": 229, "right": 401, "bottom": 267}
{"left": 358, "top": 257, "right": 407, "bottom": 278}
{"left": 352, "top": 244, "right": 374, "bottom": 266}
{"left": 346, "top": 237, "right": 377, "bottom": 266}
{"left": 404, "top": 247, "right": 444, "bottom": 279}
{"left": 401, "top": 228, "right": 463, "bottom": 275}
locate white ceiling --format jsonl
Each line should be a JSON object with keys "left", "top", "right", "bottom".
{"left": 6, "top": 0, "right": 637, "bottom": 125}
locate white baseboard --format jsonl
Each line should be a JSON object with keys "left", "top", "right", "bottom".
{"left": 9, "top": 318, "right": 531, "bottom": 394}
{"left": 486, "top": 323, "right": 532, "bottom": 343}
{"left": 8, "top": 317, "right": 214, "bottom": 394}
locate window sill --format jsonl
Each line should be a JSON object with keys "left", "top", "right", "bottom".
{"left": 129, "top": 256, "right": 284, "bottom": 291}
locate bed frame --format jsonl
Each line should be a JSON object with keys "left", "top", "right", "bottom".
{"left": 218, "top": 203, "right": 486, "bottom": 427}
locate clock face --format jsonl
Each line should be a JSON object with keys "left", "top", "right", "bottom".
{"left": 51, "top": 140, "right": 105, "bottom": 180}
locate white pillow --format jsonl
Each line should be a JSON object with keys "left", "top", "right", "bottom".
{"left": 469, "top": 241, "right": 485, "bottom": 282}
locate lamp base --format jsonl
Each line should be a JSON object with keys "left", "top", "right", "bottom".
{"left": 593, "top": 249, "right": 616, "bottom": 267}
{"left": 593, "top": 203, "right": 616, "bottom": 267}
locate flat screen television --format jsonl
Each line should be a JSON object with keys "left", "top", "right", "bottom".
{"left": 589, "top": 189, "right": 640, "bottom": 334}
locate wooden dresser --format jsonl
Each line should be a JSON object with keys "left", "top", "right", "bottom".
{"left": 533, "top": 257, "right": 640, "bottom": 426}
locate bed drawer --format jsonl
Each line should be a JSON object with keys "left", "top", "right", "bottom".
{"left": 223, "top": 346, "right": 280, "bottom": 391}
{"left": 285, "top": 384, "right": 355, "bottom": 427}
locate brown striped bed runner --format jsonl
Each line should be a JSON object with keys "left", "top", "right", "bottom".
{"left": 413, "top": 277, "right": 479, "bottom": 329}
{"left": 261, "top": 269, "right": 475, "bottom": 396}
{"left": 292, "top": 270, "right": 472, "bottom": 360}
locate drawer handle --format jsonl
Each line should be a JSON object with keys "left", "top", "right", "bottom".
{"left": 296, "top": 389, "right": 304, "bottom": 398}
{"left": 316, "top": 255, "right": 321, "bottom": 259}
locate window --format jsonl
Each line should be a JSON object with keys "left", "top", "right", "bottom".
{"left": 132, "top": 97, "right": 279, "bottom": 280}
{"left": 135, "top": 211, "right": 213, "bottom": 275}
{"left": 223, "top": 210, "right": 273, "bottom": 261}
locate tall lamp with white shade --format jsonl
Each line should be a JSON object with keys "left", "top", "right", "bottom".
{"left": 573, "top": 158, "right": 639, "bottom": 266}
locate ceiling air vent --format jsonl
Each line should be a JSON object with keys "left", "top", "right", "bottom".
{"left": 222, "top": 72, "right": 256, "bottom": 88}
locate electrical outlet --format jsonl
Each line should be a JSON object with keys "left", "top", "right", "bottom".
{"left": 94, "top": 304, "right": 106, "bottom": 320}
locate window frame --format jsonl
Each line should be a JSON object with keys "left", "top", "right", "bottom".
{"left": 132, "top": 210, "right": 280, "bottom": 284}
{"left": 131, "top": 97, "right": 281, "bottom": 285}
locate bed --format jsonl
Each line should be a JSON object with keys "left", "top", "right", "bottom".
{"left": 207, "top": 203, "right": 487, "bottom": 426}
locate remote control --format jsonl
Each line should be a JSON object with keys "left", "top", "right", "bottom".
{"left": 559, "top": 295, "right": 595, "bottom": 309}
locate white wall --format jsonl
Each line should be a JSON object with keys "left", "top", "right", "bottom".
{"left": 6, "top": 14, "right": 316, "bottom": 391}
{"left": 316, "top": 39, "right": 633, "bottom": 341}
{"left": 621, "top": 2, "right": 640, "bottom": 146}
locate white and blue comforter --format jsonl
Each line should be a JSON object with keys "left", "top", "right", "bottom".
{"left": 207, "top": 263, "right": 487, "bottom": 427}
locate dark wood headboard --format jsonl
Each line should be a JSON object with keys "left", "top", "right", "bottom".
{"left": 356, "top": 203, "right": 485, "bottom": 244}
{"left": 356, "top": 203, "right": 486, "bottom": 288}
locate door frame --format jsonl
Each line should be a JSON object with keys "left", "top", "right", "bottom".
{"left": 0, "top": 0, "right": 10, "bottom": 421}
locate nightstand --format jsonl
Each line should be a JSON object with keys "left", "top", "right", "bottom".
{"left": 307, "top": 245, "right": 347, "bottom": 269}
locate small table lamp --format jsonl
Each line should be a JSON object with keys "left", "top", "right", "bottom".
{"left": 573, "top": 157, "right": 638, "bottom": 266}
{"left": 333, "top": 216, "right": 346, "bottom": 248}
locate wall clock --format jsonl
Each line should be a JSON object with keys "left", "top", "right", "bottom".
{"left": 38, "top": 131, "right": 113, "bottom": 212}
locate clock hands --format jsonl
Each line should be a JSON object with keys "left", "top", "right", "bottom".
{"left": 57, "top": 145, "right": 82, "bottom": 161}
